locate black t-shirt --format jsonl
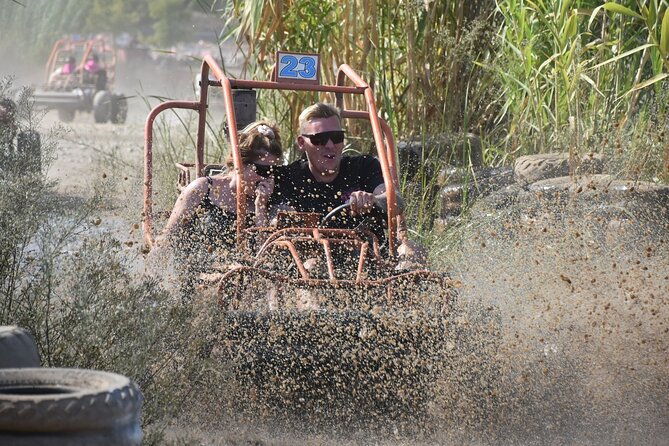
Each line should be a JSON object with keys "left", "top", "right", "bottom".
{"left": 271, "top": 155, "right": 386, "bottom": 238}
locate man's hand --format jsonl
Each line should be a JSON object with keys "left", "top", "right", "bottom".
{"left": 348, "top": 191, "right": 376, "bottom": 216}
{"left": 395, "top": 237, "right": 428, "bottom": 271}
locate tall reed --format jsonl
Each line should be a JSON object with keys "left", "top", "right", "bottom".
{"left": 219, "top": 1, "right": 669, "bottom": 178}
{"left": 218, "top": 0, "right": 495, "bottom": 138}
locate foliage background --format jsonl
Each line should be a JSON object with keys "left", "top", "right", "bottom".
{"left": 216, "top": 0, "right": 669, "bottom": 177}
{"left": 2, "top": 0, "right": 668, "bottom": 182}
{"left": 1, "top": 0, "right": 192, "bottom": 53}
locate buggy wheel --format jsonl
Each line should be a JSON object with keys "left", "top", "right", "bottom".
{"left": 57, "top": 108, "right": 75, "bottom": 122}
{"left": 110, "top": 95, "right": 128, "bottom": 124}
{"left": 93, "top": 90, "right": 112, "bottom": 123}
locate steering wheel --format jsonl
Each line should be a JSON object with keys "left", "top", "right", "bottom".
{"left": 320, "top": 192, "right": 392, "bottom": 227}
{"left": 320, "top": 202, "right": 352, "bottom": 226}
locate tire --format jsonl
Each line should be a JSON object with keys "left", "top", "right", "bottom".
{"left": 93, "top": 90, "right": 112, "bottom": 123}
{"left": 110, "top": 94, "right": 128, "bottom": 124}
{"left": 0, "top": 368, "right": 143, "bottom": 445}
{"left": 57, "top": 108, "right": 75, "bottom": 123}
{"left": 514, "top": 152, "right": 605, "bottom": 186}
{"left": 95, "top": 70, "right": 108, "bottom": 91}
{"left": 514, "top": 153, "right": 571, "bottom": 186}
{"left": 0, "top": 327, "right": 40, "bottom": 368}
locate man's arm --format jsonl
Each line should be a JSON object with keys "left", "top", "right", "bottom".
{"left": 347, "top": 156, "right": 385, "bottom": 215}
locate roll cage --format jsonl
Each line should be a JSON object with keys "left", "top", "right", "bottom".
{"left": 143, "top": 54, "right": 404, "bottom": 258}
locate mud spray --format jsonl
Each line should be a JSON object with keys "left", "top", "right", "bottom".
{"left": 438, "top": 179, "right": 669, "bottom": 445}
{"left": 156, "top": 177, "right": 668, "bottom": 446}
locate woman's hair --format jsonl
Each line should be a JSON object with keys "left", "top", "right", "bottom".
{"left": 298, "top": 103, "right": 341, "bottom": 134}
{"left": 227, "top": 121, "right": 282, "bottom": 167}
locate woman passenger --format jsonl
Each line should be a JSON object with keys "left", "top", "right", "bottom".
{"left": 158, "top": 121, "right": 282, "bottom": 298}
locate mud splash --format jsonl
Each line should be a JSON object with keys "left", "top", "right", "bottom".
{"left": 6, "top": 65, "right": 665, "bottom": 443}
{"left": 156, "top": 180, "right": 668, "bottom": 445}
{"left": 437, "top": 182, "right": 669, "bottom": 445}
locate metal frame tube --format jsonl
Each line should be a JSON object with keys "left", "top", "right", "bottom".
{"left": 336, "top": 65, "right": 399, "bottom": 255}
{"left": 143, "top": 101, "right": 200, "bottom": 248}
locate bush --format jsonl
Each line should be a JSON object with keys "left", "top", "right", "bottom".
{"left": 0, "top": 77, "right": 223, "bottom": 442}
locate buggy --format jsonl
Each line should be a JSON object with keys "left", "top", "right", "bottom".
{"left": 142, "top": 53, "right": 456, "bottom": 417}
{"left": 32, "top": 34, "right": 127, "bottom": 124}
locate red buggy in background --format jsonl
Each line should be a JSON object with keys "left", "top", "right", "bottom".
{"left": 33, "top": 34, "right": 127, "bottom": 124}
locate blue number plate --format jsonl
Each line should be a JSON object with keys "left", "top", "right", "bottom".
{"left": 276, "top": 52, "right": 320, "bottom": 84}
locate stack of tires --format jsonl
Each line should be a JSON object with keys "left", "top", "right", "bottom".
{"left": 0, "top": 326, "right": 143, "bottom": 445}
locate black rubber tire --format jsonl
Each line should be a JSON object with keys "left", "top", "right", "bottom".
{"left": 514, "top": 152, "right": 605, "bottom": 186}
{"left": 93, "top": 90, "right": 112, "bottom": 123}
{"left": 0, "top": 368, "right": 143, "bottom": 445}
{"left": 0, "top": 327, "right": 40, "bottom": 368}
{"left": 57, "top": 108, "right": 75, "bottom": 123}
{"left": 110, "top": 94, "right": 128, "bottom": 124}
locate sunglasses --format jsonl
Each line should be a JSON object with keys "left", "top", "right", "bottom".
{"left": 251, "top": 163, "right": 274, "bottom": 177}
{"left": 301, "top": 130, "right": 345, "bottom": 146}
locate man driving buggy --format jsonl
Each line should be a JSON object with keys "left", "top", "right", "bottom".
{"left": 271, "top": 102, "right": 424, "bottom": 265}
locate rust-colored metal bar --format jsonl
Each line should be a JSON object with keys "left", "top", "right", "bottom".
{"left": 336, "top": 65, "right": 398, "bottom": 255}
{"left": 78, "top": 41, "right": 95, "bottom": 85}
{"left": 228, "top": 79, "right": 366, "bottom": 95}
{"left": 45, "top": 38, "right": 67, "bottom": 82}
{"left": 356, "top": 242, "right": 369, "bottom": 283}
{"left": 263, "top": 235, "right": 366, "bottom": 247}
{"left": 277, "top": 241, "right": 311, "bottom": 279}
{"left": 253, "top": 226, "right": 379, "bottom": 259}
{"left": 320, "top": 239, "right": 337, "bottom": 282}
{"left": 341, "top": 111, "right": 407, "bottom": 240}
{"left": 143, "top": 100, "right": 200, "bottom": 248}
{"left": 339, "top": 110, "right": 401, "bottom": 192}
{"left": 254, "top": 234, "right": 369, "bottom": 270}
{"left": 195, "top": 64, "right": 209, "bottom": 178}
{"left": 174, "top": 162, "right": 194, "bottom": 190}
{"left": 201, "top": 55, "right": 248, "bottom": 248}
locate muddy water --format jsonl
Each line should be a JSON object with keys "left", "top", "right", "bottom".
{"left": 150, "top": 187, "right": 667, "bottom": 445}
{"left": 439, "top": 188, "right": 669, "bottom": 445}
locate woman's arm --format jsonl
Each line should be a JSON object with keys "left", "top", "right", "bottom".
{"left": 158, "top": 177, "right": 209, "bottom": 243}
{"left": 254, "top": 176, "right": 274, "bottom": 227}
